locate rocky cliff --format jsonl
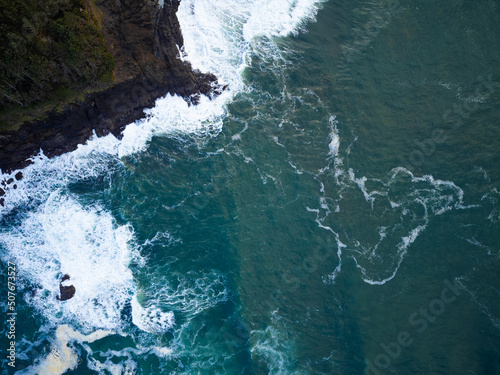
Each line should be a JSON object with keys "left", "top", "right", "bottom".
{"left": 0, "top": 0, "right": 220, "bottom": 173}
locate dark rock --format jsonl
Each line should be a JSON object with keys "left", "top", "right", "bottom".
{"left": 6, "top": 178, "right": 13, "bottom": 184}
{"left": 0, "top": 0, "right": 225, "bottom": 173}
{"left": 56, "top": 274, "right": 76, "bottom": 301}
{"left": 57, "top": 285, "right": 76, "bottom": 301}
{"left": 15, "top": 171, "right": 23, "bottom": 180}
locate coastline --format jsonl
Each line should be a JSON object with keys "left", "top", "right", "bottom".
{"left": 0, "top": 0, "right": 220, "bottom": 173}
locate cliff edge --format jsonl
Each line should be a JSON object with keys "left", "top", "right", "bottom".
{"left": 0, "top": 0, "right": 219, "bottom": 173}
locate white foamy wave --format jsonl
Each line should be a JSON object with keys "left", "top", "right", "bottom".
{"left": 118, "top": 92, "right": 229, "bottom": 157}
{"left": 89, "top": 358, "right": 138, "bottom": 375}
{"left": 306, "top": 203, "right": 345, "bottom": 284}
{"left": 243, "top": 0, "right": 322, "bottom": 39}
{"left": 179, "top": 0, "right": 324, "bottom": 75}
{"left": 355, "top": 223, "right": 428, "bottom": 286}
{"left": 348, "top": 169, "right": 380, "bottom": 206}
{"left": 251, "top": 326, "right": 306, "bottom": 375}
{"left": 327, "top": 115, "right": 340, "bottom": 158}
{"left": 315, "top": 166, "right": 468, "bottom": 285}
{"left": 0, "top": 134, "right": 121, "bottom": 214}
{"left": 86, "top": 344, "right": 173, "bottom": 374}
{"left": 131, "top": 296, "right": 175, "bottom": 333}
{"left": 114, "top": 0, "right": 326, "bottom": 158}
{"left": 17, "top": 324, "right": 114, "bottom": 375}
{"left": 357, "top": 169, "right": 466, "bottom": 284}
{"left": 140, "top": 270, "right": 230, "bottom": 317}
{"left": 482, "top": 187, "right": 500, "bottom": 223}
{"left": 0, "top": 191, "right": 140, "bottom": 331}
{"left": 345, "top": 168, "right": 466, "bottom": 285}
{"left": 319, "top": 115, "right": 344, "bottom": 182}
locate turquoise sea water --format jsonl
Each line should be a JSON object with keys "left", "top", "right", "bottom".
{"left": 1, "top": 0, "right": 500, "bottom": 374}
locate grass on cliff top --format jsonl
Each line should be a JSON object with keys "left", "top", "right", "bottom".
{"left": 0, "top": 0, "right": 115, "bottom": 131}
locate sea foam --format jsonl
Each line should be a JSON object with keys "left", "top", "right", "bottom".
{"left": 0, "top": 0, "right": 328, "bottom": 371}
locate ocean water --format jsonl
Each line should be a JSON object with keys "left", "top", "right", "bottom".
{"left": 1, "top": 0, "right": 500, "bottom": 374}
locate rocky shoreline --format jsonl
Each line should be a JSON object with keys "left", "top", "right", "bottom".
{"left": 0, "top": 0, "right": 220, "bottom": 173}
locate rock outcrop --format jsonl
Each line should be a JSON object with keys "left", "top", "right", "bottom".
{"left": 56, "top": 274, "right": 76, "bottom": 301}
{"left": 0, "top": 0, "right": 220, "bottom": 173}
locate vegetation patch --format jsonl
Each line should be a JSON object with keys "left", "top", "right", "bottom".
{"left": 0, "top": 0, "right": 115, "bottom": 130}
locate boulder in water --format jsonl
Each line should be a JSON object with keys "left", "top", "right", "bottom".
{"left": 57, "top": 274, "right": 76, "bottom": 301}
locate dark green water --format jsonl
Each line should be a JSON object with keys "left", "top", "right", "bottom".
{"left": 1, "top": 0, "right": 500, "bottom": 374}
